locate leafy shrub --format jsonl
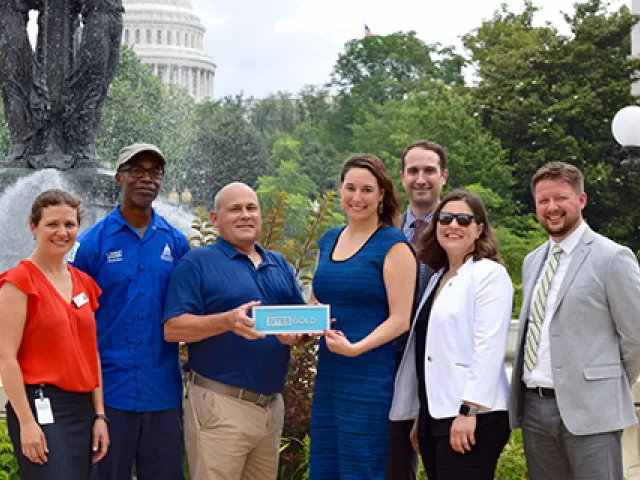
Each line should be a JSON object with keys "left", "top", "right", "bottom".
{"left": 0, "top": 420, "right": 19, "bottom": 480}
{"left": 279, "top": 435, "right": 310, "bottom": 480}
{"left": 495, "top": 429, "right": 528, "bottom": 480}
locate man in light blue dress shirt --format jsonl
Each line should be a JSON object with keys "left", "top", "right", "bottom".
{"left": 386, "top": 139, "right": 448, "bottom": 480}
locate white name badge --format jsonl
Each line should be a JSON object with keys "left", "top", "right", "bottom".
{"left": 35, "top": 397, "right": 54, "bottom": 425}
{"left": 72, "top": 292, "right": 89, "bottom": 308}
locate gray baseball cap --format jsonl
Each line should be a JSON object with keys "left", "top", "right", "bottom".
{"left": 116, "top": 143, "right": 166, "bottom": 170}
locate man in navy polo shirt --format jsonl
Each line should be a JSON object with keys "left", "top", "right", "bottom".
{"left": 163, "top": 182, "right": 304, "bottom": 480}
{"left": 70, "top": 143, "right": 190, "bottom": 480}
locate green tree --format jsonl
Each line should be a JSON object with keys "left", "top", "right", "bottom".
{"left": 286, "top": 86, "right": 343, "bottom": 192}
{"left": 0, "top": 97, "right": 9, "bottom": 157}
{"left": 257, "top": 159, "right": 318, "bottom": 240}
{"left": 327, "top": 31, "right": 465, "bottom": 153}
{"left": 249, "top": 92, "right": 300, "bottom": 136}
{"left": 217, "top": 93, "right": 251, "bottom": 115}
{"left": 292, "top": 122, "right": 343, "bottom": 192}
{"left": 266, "top": 134, "right": 303, "bottom": 172}
{"left": 258, "top": 135, "right": 345, "bottom": 240}
{"left": 349, "top": 85, "right": 514, "bottom": 217}
{"left": 463, "top": 0, "right": 640, "bottom": 250}
{"left": 296, "top": 85, "right": 333, "bottom": 127}
{"left": 181, "top": 103, "right": 268, "bottom": 207}
{"left": 330, "top": 31, "right": 464, "bottom": 103}
{"left": 99, "top": 46, "right": 197, "bottom": 167}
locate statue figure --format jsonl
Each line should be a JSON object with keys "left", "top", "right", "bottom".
{"left": 0, "top": 0, "right": 124, "bottom": 169}
{"left": 0, "top": 1, "right": 46, "bottom": 167}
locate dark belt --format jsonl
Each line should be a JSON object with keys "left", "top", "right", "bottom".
{"left": 527, "top": 386, "right": 555, "bottom": 398}
{"left": 192, "top": 373, "right": 276, "bottom": 407}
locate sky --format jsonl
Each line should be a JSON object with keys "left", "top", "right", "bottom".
{"left": 190, "top": 0, "right": 632, "bottom": 99}
{"left": 22, "top": 0, "right": 632, "bottom": 99}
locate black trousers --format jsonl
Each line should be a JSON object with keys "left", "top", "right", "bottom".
{"left": 6, "top": 384, "right": 94, "bottom": 480}
{"left": 385, "top": 419, "right": 417, "bottom": 480}
{"left": 418, "top": 410, "right": 510, "bottom": 480}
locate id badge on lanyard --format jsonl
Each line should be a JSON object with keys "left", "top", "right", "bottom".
{"left": 34, "top": 386, "right": 54, "bottom": 425}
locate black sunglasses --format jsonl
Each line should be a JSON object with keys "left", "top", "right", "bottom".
{"left": 119, "top": 166, "right": 164, "bottom": 180}
{"left": 438, "top": 212, "right": 476, "bottom": 227}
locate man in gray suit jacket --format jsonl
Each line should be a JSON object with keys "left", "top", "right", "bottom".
{"left": 509, "top": 161, "right": 640, "bottom": 480}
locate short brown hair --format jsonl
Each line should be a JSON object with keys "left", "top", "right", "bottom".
{"left": 401, "top": 140, "right": 447, "bottom": 172}
{"left": 340, "top": 154, "right": 401, "bottom": 227}
{"left": 30, "top": 189, "right": 82, "bottom": 226}
{"left": 416, "top": 189, "right": 502, "bottom": 270}
{"left": 531, "top": 162, "right": 584, "bottom": 196}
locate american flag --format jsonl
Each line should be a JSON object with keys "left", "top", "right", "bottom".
{"left": 364, "top": 24, "right": 373, "bottom": 37}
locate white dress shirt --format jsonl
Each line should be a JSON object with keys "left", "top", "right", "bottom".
{"left": 523, "top": 221, "right": 588, "bottom": 388}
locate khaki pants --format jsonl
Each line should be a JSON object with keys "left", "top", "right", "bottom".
{"left": 185, "top": 381, "right": 284, "bottom": 480}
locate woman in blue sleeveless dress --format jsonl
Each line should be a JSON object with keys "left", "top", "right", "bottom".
{"left": 310, "top": 154, "right": 417, "bottom": 479}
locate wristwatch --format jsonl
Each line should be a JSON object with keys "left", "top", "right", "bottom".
{"left": 94, "top": 413, "right": 109, "bottom": 423}
{"left": 459, "top": 404, "right": 479, "bottom": 417}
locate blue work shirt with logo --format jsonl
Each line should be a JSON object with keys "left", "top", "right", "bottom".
{"left": 163, "top": 237, "right": 305, "bottom": 395}
{"left": 69, "top": 206, "right": 190, "bottom": 412}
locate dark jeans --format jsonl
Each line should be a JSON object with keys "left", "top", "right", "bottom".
{"left": 91, "top": 406, "right": 184, "bottom": 480}
{"left": 6, "top": 384, "right": 94, "bottom": 480}
{"left": 418, "top": 410, "right": 510, "bottom": 480}
{"left": 386, "top": 419, "right": 417, "bottom": 480}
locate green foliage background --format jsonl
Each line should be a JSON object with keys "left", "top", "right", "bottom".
{"left": 0, "top": 421, "right": 19, "bottom": 480}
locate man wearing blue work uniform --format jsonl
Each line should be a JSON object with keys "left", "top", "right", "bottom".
{"left": 69, "top": 143, "right": 190, "bottom": 480}
{"left": 163, "top": 182, "right": 304, "bottom": 480}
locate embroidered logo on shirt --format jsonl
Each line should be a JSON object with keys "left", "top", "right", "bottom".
{"left": 160, "top": 244, "right": 173, "bottom": 262}
{"left": 106, "top": 250, "right": 123, "bottom": 263}
{"left": 67, "top": 241, "right": 80, "bottom": 263}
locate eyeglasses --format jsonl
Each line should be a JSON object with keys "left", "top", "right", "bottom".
{"left": 119, "top": 166, "right": 164, "bottom": 180}
{"left": 438, "top": 212, "right": 476, "bottom": 227}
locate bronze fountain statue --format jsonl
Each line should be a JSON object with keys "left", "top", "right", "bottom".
{"left": 0, "top": 0, "right": 124, "bottom": 169}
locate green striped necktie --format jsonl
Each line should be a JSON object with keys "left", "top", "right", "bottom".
{"left": 524, "top": 244, "right": 563, "bottom": 372}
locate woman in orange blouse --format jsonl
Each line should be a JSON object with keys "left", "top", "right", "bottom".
{"left": 0, "top": 189, "right": 108, "bottom": 479}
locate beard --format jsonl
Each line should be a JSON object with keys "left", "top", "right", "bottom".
{"left": 540, "top": 212, "right": 581, "bottom": 239}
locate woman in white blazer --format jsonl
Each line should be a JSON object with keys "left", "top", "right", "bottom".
{"left": 389, "top": 190, "right": 513, "bottom": 480}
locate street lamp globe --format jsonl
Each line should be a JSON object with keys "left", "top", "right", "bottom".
{"left": 612, "top": 105, "right": 640, "bottom": 166}
{"left": 181, "top": 190, "right": 193, "bottom": 203}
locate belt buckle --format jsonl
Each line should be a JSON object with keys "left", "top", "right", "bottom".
{"left": 256, "top": 394, "right": 266, "bottom": 406}
{"left": 237, "top": 388, "right": 247, "bottom": 401}
{"left": 535, "top": 387, "right": 550, "bottom": 397}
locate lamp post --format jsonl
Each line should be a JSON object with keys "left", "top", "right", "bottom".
{"left": 168, "top": 190, "right": 180, "bottom": 205}
{"left": 168, "top": 189, "right": 193, "bottom": 208}
{"left": 180, "top": 189, "right": 192, "bottom": 204}
{"left": 611, "top": 105, "right": 640, "bottom": 167}
{"left": 612, "top": 104, "right": 640, "bottom": 476}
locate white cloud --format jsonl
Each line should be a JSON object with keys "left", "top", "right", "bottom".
{"left": 36, "top": 0, "right": 624, "bottom": 98}
{"left": 200, "top": 14, "right": 229, "bottom": 31}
